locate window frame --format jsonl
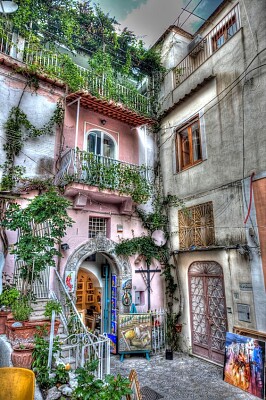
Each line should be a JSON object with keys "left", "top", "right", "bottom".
{"left": 88, "top": 216, "right": 110, "bottom": 238}
{"left": 85, "top": 129, "right": 118, "bottom": 159}
{"left": 212, "top": 15, "right": 237, "bottom": 52}
{"left": 175, "top": 116, "right": 202, "bottom": 172}
{"left": 178, "top": 202, "right": 215, "bottom": 250}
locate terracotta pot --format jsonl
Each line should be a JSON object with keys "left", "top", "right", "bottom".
{"left": 6, "top": 319, "right": 60, "bottom": 345}
{"left": 11, "top": 344, "right": 34, "bottom": 369}
{"left": 0, "top": 311, "right": 9, "bottom": 334}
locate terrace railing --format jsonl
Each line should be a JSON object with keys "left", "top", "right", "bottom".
{"left": 0, "top": 25, "right": 150, "bottom": 115}
{"left": 55, "top": 149, "right": 152, "bottom": 202}
{"left": 174, "top": 3, "right": 241, "bottom": 86}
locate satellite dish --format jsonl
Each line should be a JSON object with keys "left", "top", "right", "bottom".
{"left": 0, "top": 1, "right": 18, "bottom": 14}
{"left": 151, "top": 230, "right": 167, "bottom": 247}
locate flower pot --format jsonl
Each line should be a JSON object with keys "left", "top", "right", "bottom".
{"left": 174, "top": 323, "right": 182, "bottom": 333}
{"left": 0, "top": 310, "right": 9, "bottom": 334}
{"left": 165, "top": 349, "right": 173, "bottom": 360}
{"left": 6, "top": 319, "right": 60, "bottom": 345}
{"left": 11, "top": 344, "right": 34, "bottom": 369}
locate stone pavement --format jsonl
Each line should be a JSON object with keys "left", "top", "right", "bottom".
{"left": 110, "top": 352, "right": 261, "bottom": 400}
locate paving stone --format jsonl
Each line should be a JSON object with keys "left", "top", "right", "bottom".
{"left": 110, "top": 352, "right": 260, "bottom": 400}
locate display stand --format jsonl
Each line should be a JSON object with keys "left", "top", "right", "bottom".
{"left": 120, "top": 350, "right": 150, "bottom": 362}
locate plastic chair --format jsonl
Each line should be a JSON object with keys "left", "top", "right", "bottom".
{"left": 0, "top": 367, "right": 35, "bottom": 400}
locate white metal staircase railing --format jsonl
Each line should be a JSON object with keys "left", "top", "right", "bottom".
{"left": 51, "top": 269, "right": 110, "bottom": 378}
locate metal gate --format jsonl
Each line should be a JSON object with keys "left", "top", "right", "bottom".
{"left": 188, "top": 261, "right": 227, "bottom": 365}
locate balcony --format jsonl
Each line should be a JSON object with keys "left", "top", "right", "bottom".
{"left": 55, "top": 149, "right": 152, "bottom": 206}
{"left": 0, "top": 26, "right": 152, "bottom": 122}
{"left": 174, "top": 4, "right": 241, "bottom": 87}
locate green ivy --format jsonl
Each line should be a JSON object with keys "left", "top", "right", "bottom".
{"left": 1, "top": 188, "right": 73, "bottom": 296}
{"left": 65, "top": 151, "right": 152, "bottom": 204}
{"left": 1, "top": 100, "right": 64, "bottom": 191}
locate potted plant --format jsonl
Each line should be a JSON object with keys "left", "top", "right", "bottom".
{"left": 0, "top": 286, "right": 19, "bottom": 334}
{"left": 5, "top": 296, "right": 33, "bottom": 344}
{"left": 11, "top": 342, "right": 35, "bottom": 369}
{"left": 165, "top": 312, "right": 181, "bottom": 360}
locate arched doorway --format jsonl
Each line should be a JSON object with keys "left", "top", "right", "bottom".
{"left": 188, "top": 261, "right": 227, "bottom": 365}
{"left": 64, "top": 235, "right": 132, "bottom": 339}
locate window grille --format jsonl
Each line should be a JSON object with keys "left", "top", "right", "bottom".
{"left": 88, "top": 217, "right": 107, "bottom": 238}
{"left": 179, "top": 202, "right": 215, "bottom": 249}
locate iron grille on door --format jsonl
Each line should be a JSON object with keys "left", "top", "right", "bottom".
{"left": 179, "top": 202, "right": 215, "bottom": 249}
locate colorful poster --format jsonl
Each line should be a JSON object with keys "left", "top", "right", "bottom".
{"left": 118, "top": 313, "right": 152, "bottom": 353}
{"left": 107, "top": 333, "right": 117, "bottom": 355}
{"left": 223, "top": 332, "right": 265, "bottom": 399}
{"left": 65, "top": 271, "right": 75, "bottom": 293}
{"left": 111, "top": 274, "right": 117, "bottom": 334}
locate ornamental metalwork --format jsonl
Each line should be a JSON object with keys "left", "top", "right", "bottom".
{"left": 179, "top": 202, "right": 215, "bottom": 249}
{"left": 188, "top": 261, "right": 227, "bottom": 364}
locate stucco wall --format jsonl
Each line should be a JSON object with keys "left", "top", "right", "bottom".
{"left": 0, "top": 65, "right": 64, "bottom": 180}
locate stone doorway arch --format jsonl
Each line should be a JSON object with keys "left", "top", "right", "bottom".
{"left": 64, "top": 234, "right": 132, "bottom": 314}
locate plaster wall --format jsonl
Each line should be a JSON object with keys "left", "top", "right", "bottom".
{"left": 64, "top": 106, "right": 139, "bottom": 165}
{"left": 175, "top": 248, "right": 256, "bottom": 350}
{"left": 0, "top": 66, "right": 64, "bottom": 180}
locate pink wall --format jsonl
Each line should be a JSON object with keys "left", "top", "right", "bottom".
{"left": 64, "top": 106, "right": 139, "bottom": 164}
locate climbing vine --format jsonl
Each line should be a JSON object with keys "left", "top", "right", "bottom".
{"left": 115, "top": 194, "right": 183, "bottom": 301}
{"left": 0, "top": 98, "right": 64, "bottom": 191}
{"left": 65, "top": 151, "right": 152, "bottom": 204}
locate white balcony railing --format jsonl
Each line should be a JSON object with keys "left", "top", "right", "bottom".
{"left": 55, "top": 149, "right": 153, "bottom": 203}
{"left": 0, "top": 25, "right": 150, "bottom": 116}
{"left": 174, "top": 3, "right": 241, "bottom": 86}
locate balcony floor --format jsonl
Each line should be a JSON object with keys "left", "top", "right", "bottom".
{"left": 66, "top": 90, "right": 155, "bottom": 127}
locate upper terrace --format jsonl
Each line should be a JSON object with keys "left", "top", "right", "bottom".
{"left": 0, "top": 18, "right": 157, "bottom": 127}
{"left": 159, "top": 3, "right": 241, "bottom": 116}
{"left": 174, "top": 3, "right": 241, "bottom": 87}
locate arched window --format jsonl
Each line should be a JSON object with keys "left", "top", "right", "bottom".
{"left": 87, "top": 130, "right": 116, "bottom": 159}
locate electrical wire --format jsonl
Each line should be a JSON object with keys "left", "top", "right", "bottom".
{"left": 158, "top": 52, "right": 266, "bottom": 149}
{"left": 179, "top": 0, "right": 204, "bottom": 29}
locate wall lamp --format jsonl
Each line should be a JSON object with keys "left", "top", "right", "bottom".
{"left": 100, "top": 119, "right": 107, "bottom": 125}
{"left": 61, "top": 243, "right": 70, "bottom": 251}
{"left": 0, "top": 1, "right": 18, "bottom": 14}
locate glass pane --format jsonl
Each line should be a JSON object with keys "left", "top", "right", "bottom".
{"left": 88, "top": 132, "right": 96, "bottom": 153}
{"left": 227, "top": 22, "right": 237, "bottom": 38}
{"left": 103, "top": 134, "right": 115, "bottom": 158}
{"left": 216, "top": 34, "right": 225, "bottom": 49}
{"left": 192, "top": 122, "right": 201, "bottom": 162}
{"left": 88, "top": 131, "right": 101, "bottom": 155}
{"left": 180, "top": 129, "right": 190, "bottom": 168}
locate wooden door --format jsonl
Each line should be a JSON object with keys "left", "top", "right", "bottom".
{"left": 188, "top": 261, "right": 227, "bottom": 365}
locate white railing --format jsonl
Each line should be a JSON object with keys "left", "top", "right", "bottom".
{"left": 52, "top": 270, "right": 110, "bottom": 378}
{"left": 174, "top": 3, "right": 241, "bottom": 86}
{"left": 55, "top": 149, "right": 153, "bottom": 192}
{"left": 0, "top": 25, "right": 150, "bottom": 115}
{"left": 136, "top": 307, "right": 167, "bottom": 354}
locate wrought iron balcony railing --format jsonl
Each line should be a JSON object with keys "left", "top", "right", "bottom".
{"left": 174, "top": 3, "right": 241, "bottom": 87}
{"left": 55, "top": 149, "right": 152, "bottom": 203}
{"left": 0, "top": 25, "right": 150, "bottom": 116}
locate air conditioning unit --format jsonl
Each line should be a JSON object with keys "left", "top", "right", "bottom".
{"left": 187, "top": 35, "right": 204, "bottom": 56}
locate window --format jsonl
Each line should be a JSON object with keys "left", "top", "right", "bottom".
{"left": 178, "top": 202, "right": 215, "bottom": 249}
{"left": 88, "top": 217, "right": 107, "bottom": 238}
{"left": 87, "top": 130, "right": 116, "bottom": 159}
{"left": 176, "top": 117, "right": 202, "bottom": 171}
{"left": 212, "top": 16, "right": 237, "bottom": 51}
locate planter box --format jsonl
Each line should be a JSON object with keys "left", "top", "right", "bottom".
{"left": 6, "top": 319, "right": 60, "bottom": 345}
